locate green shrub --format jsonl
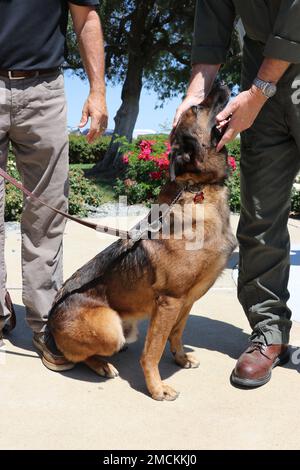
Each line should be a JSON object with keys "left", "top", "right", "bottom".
{"left": 68, "top": 168, "right": 104, "bottom": 217}
{"left": 4, "top": 137, "right": 300, "bottom": 221}
{"left": 68, "top": 134, "right": 111, "bottom": 164}
{"left": 226, "top": 139, "right": 241, "bottom": 159}
{"left": 4, "top": 157, "right": 23, "bottom": 221}
{"left": 226, "top": 140, "right": 241, "bottom": 212}
{"left": 291, "top": 188, "right": 300, "bottom": 213}
{"left": 4, "top": 157, "right": 104, "bottom": 221}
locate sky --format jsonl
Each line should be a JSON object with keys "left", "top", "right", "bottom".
{"left": 64, "top": 72, "right": 182, "bottom": 133}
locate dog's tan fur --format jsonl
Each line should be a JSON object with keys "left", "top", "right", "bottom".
{"left": 48, "top": 84, "right": 236, "bottom": 401}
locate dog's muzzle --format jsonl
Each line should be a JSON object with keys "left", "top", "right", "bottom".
{"left": 169, "top": 153, "right": 177, "bottom": 182}
{"left": 169, "top": 152, "right": 192, "bottom": 182}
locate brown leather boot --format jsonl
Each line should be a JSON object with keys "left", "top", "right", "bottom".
{"left": 231, "top": 342, "right": 290, "bottom": 388}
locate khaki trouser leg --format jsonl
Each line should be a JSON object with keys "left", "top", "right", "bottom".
{"left": 8, "top": 72, "right": 68, "bottom": 332}
{"left": 238, "top": 42, "right": 300, "bottom": 344}
{"left": 0, "top": 80, "right": 10, "bottom": 330}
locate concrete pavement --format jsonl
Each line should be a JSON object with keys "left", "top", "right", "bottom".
{"left": 1, "top": 214, "right": 300, "bottom": 450}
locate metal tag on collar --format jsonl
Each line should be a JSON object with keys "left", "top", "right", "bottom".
{"left": 194, "top": 191, "right": 205, "bottom": 204}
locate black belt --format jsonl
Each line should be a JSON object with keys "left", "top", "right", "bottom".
{"left": 0, "top": 67, "right": 60, "bottom": 80}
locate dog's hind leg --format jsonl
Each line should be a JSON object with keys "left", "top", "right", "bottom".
{"left": 169, "top": 303, "right": 200, "bottom": 369}
{"left": 140, "top": 296, "right": 182, "bottom": 401}
{"left": 85, "top": 356, "right": 119, "bottom": 378}
{"left": 52, "top": 305, "right": 125, "bottom": 378}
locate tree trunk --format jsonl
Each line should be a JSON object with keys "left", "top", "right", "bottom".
{"left": 88, "top": 0, "right": 155, "bottom": 181}
{"left": 89, "top": 56, "right": 144, "bottom": 180}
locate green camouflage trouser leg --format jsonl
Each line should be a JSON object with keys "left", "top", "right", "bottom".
{"left": 237, "top": 38, "right": 300, "bottom": 345}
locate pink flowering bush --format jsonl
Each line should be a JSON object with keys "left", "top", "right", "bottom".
{"left": 114, "top": 135, "right": 172, "bottom": 204}
{"left": 228, "top": 156, "right": 237, "bottom": 172}
{"left": 115, "top": 135, "right": 241, "bottom": 211}
{"left": 225, "top": 140, "right": 241, "bottom": 212}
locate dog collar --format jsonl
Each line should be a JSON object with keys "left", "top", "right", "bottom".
{"left": 186, "top": 184, "right": 205, "bottom": 204}
{"left": 177, "top": 182, "right": 205, "bottom": 204}
{"left": 185, "top": 183, "right": 204, "bottom": 194}
{"left": 193, "top": 191, "right": 205, "bottom": 204}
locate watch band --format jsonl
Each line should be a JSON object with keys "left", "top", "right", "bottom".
{"left": 253, "top": 77, "right": 277, "bottom": 98}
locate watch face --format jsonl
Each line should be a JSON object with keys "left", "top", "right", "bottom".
{"left": 264, "top": 83, "right": 277, "bottom": 98}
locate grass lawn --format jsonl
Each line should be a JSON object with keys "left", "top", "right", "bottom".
{"left": 70, "top": 163, "right": 117, "bottom": 204}
{"left": 70, "top": 163, "right": 94, "bottom": 171}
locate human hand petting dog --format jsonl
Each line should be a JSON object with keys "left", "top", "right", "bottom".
{"left": 173, "top": 93, "right": 205, "bottom": 127}
{"left": 173, "top": 64, "right": 221, "bottom": 127}
{"left": 215, "top": 87, "right": 267, "bottom": 152}
{"left": 79, "top": 91, "right": 108, "bottom": 144}
{"left": 174, "top": 85, "right": 267, "bottom": 152}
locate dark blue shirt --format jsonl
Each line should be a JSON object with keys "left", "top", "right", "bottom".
{"left": 0, "top": 0, "right": 99, "bottom": 70}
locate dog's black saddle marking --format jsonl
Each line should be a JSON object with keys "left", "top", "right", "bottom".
{"left": 49, "top": 238, "right": 153, "bottom": 316}
{"left": 50, "top": 239, "right": 137, "bottom": 313}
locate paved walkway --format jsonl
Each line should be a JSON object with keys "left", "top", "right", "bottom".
{"left": 1, "top": 215, "right": 300, "bottom": 450}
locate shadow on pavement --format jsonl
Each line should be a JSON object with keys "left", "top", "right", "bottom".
{"left": 2, "top": 304, "right": 37, "bottom": 359}
{"left": 4, "top": 303, "right": 300, "bottom": 397}
{"left": 282, "top": 346, "right": 300, "bottom": 373}
{"left": 1, "top": 305, "right": 248, "bottom": 393}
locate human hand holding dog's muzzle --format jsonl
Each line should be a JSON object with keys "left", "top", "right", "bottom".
{"left": 215, "top": 88, "right": 267, "bottom": 151}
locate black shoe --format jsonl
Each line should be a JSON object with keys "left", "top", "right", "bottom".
{"left": 33, "top": 330, "right": 75, "bottom": 372}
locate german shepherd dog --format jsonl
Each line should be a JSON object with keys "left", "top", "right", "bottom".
{"left": 48, "top": 83, "right": 236, "bottom": 401}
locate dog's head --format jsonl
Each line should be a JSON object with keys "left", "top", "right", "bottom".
{"left": 169, "top": 83, "right": 230, "bottom": 184}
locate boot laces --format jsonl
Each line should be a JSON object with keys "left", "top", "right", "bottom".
{"left": 249, "top": 341, "right": 271, "bottom": 360}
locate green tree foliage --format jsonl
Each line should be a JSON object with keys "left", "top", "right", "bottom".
{"left": 66, "top": 1, "right": 242, "bottom": 179}
{"left": 67, "top": 1, "right": 195, "bottom": 99}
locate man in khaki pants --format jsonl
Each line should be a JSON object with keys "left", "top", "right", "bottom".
{"left": 0, "top": 1, "right": 108, "bottom": 371}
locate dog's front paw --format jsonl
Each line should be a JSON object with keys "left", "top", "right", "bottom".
{"left": 97, "top": 362, "right": 119, "bottom": 378}
{"left": 151, "top": 383, "right": 180, "bottom": 401}
{"left": 85, "top": 358, "right": 119, "bottom": 378}
{"left": 174, "top": 352, "right": 200, "bottom": 369}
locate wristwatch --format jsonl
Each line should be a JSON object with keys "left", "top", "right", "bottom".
{"left": 253, "top": 77, "right": 277, "bottom": 98}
